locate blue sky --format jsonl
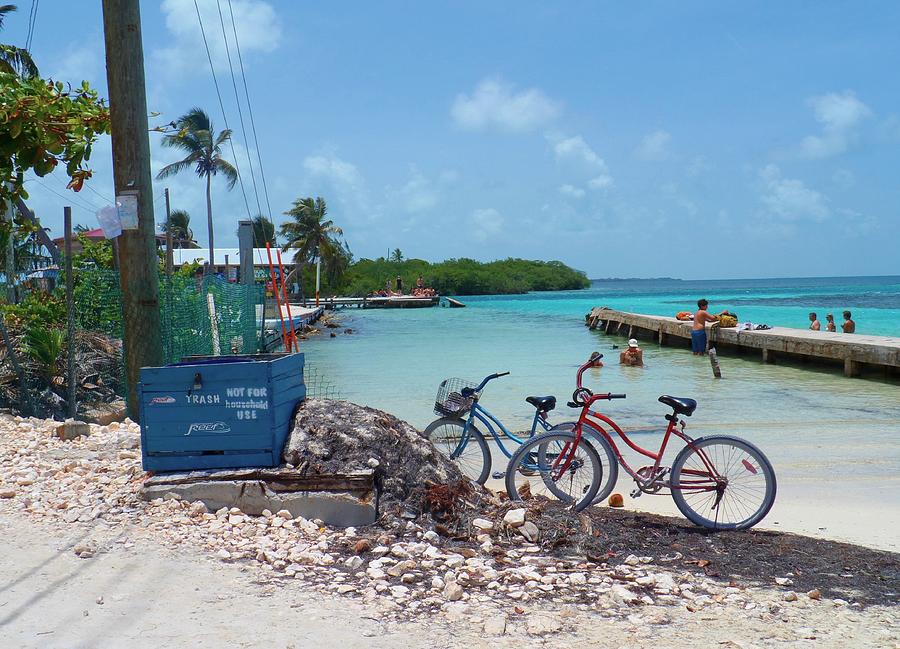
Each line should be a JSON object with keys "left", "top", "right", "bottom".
{"left": 7, "top": 1, "right": 900, "bottom": 278}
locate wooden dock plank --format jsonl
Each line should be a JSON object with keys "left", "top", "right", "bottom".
{"left": 587, "top": 307, "right": 900, "bottom": 377}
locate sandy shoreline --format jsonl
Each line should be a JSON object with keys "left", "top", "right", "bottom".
{"left": 0, "top": 414, "right": 897, "bottom": 648}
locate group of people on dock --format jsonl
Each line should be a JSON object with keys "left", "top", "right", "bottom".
{"left": 371, "top": 275, "right": 436, "bottom": 298}
{"left": 808, "top": 311, "right": 855, "bottom": 333}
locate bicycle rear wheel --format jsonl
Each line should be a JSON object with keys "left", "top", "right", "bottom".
{"left": 670, "top": 435, "right": 776, "bottom": 530}
{"left": 423, "top": 417, "right": 491, "bottom": 484}
{"left": 505, "top": 431, "right": 602, "bottom": 511}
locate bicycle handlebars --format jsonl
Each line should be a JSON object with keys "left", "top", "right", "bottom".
{"left": 465, "top": 371, "right": 511, "bottom": 395}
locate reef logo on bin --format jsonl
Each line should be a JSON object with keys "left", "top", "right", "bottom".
{"left": 185, "top": 421, "right": 231, "bottom": 436}
{"left": 149, "top": 396, "right": 176, "bottom": 405}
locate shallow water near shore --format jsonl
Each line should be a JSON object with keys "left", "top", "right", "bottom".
{"left": 302, "top": 277, "right": 900, "bottom": 551}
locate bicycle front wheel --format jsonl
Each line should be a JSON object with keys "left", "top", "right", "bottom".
{"left": 670, "top": 435, "right": 776, "bottom": 530}
{"left": 423, "top": 417, "right": 491, "bottom": 484}
{"left": 505, "top": 431, "right": 602, "bottom": 511}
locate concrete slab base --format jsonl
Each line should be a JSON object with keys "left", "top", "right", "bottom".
{"left": 142, "top": 477, "right": 377, "bottom": 527}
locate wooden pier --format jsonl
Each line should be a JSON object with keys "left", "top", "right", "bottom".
{"left": 296, "top": 295, "right": 439, "bottom": 309}
{"left": 586, "top": 307, "right": 900, "bottom": 378}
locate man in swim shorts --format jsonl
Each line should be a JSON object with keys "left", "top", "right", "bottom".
{"left": 691, "top": 299, "right": 719, "bottom": 355}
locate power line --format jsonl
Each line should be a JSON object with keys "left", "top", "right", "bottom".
{"left": 25, "top": 0, "right": 39, "bottom": 51}
{"left": 226, "top": 0, "right": 274, "bottom": 224}
{"left": 82, "top": 181, "right": 114, "bottom": 206}
{"left": 29, "top": 177, "right": 105, "bottom": 214}
{"left": 191, "top": 0, "right": 253, "bottom": 221}
{"left": 215, "top": 0, "right": 262, "bottom": 219}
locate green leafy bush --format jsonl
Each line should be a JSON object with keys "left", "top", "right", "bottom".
{"left": 23, "top": 325, "right": 65, "bottom": 385}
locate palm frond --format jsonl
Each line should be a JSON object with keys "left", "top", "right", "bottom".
{"left": 0, "top": 44, "right": 38, "bottom": 78}
{"left": 213, "top": 157, "right": 238, "bottom": 189}
{"left": 156, "top": 159, "right": 196, "bottom": 180}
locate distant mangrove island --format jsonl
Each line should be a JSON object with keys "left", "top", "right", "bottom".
{"left": 333, "top": 256, "right": 591, "bottom": 297}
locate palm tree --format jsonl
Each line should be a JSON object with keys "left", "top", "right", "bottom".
{"left": 156, "top": 108, "right": 237, "bottom": 272}
{"left": 0, "top": 5, "right": 38, "bottom": 78}
{"left": 390, "top": 248, "right": 404, "bottom": 263}
{"left": 251, "top": 214, "right": 275, "bottom": 247}
{"left": 279, "top": 197, "right": 347, "bottom": 294}
{"left": 161, "top": 209, "right": 197, "bottom": 249}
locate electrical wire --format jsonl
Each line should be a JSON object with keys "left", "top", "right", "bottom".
{"left": 226, "top": 0, "right": 274, "bottom": 223}
{"left": 28, "top": 177, "right": 105, "bottom": 214}
{"left": 24, "top": 0, "right": 37, "bottom": 50}
{"left": 215, "top": 0, "right": 262, "bottom": 219}
{"left": 192, "top": 0, "right": 253, "bottom": 220}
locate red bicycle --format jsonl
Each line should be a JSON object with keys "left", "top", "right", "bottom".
{"left": 507, "top": 353, "right": 777, "bottom": 530}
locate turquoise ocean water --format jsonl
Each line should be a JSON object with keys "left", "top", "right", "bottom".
{"left": 301, "top": 276, "right": 900, "bottom": 548}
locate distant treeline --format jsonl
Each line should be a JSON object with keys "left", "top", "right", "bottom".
{"left": 313, "top": 257, "right": 590, "bottom": 296}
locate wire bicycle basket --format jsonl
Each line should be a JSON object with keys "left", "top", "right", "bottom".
{"left": 434, "top": 377, "right": 478, "bottom": 418}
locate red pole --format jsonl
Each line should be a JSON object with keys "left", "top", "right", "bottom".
{"left": 276, "top": 249, "right": 298, "bottom": 351}
{"left": 265, "top": 243, "right": 289, "bottom": 351}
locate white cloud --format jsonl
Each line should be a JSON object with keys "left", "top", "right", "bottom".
{"left": 559, "top": 184, "right": 585, "bottom": 199}
{"left": 451, "top": 79, "right": 561, "bottom": 132}
{"left": 634, "top": 130, "right": 671, "bottom": 161}
{"left": 838, "top": 209, "right": 877, "bottom": 237}
{"left": 552, "top": 135, "right": 603, "bottom": 167}
{"left": 799, "top": 91, "right": 872, "bottom": 159}
{"left": 550, "top": 135, "right": 614, "bottom": 190}
{"left": 759, "top": 164, "right": 829, "bottom": 221}
{"left": 154, "top": 0, "right": 281, "bottom": 79}
{"left": 49, "top": 40, "right": 104, "bottom": 85}
{"left": 470, "top": 208, "right": 504, "bottom": 242}
{"left": 387, "top": 167, "right": 439, "bottom": 214}
{"left": 303, "top": 154, "right": 363, "bottom": 191}
{"left": 587, "top": 175, "right": 613, "bottom": 190}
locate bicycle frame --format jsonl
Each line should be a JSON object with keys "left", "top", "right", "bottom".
{"left": 462, "top": 399, "right": 556, "bottom": 459}
{"left": 571, "top": 357, "right": 725, "bottom": 495}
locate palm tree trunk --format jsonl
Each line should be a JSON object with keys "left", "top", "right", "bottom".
{"left": 205, "top": 173, "right": 214, "bottom": 275}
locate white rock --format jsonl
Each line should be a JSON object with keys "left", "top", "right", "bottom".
{"left": 569, "top": 572, "right": 587, "bottom": 586}
{"left": 624, "top": 554, "right": 641, "bottom": 566}
{"left": 483, "top": 615, "right": 507, "bottom": 636}
{"left": 472, "top": 518, "right": 494, "bottom": 531}
{"left": 423, "top": 530, "right": 439, "bottom": 543}
{"left": 517, "top": 521, "right": 540, "bottom": 543}
{"left": 503, "top": 508, "right": 526, "bottom": 527}
{"left": 526, "top": 614, "right": 562, "bottom": 636}
{"left": 345, "top": 555, "right": 363, "bottom": 570}
{"left": 610, "top": 584, "right": 639, "bottom": 605}
{"left": 443, "top": 581, "right": 464, "bottom": 601}
{"left": 775, "top": 577, "right": 794, "bottom": 586}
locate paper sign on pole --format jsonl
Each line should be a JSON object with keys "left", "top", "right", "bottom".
{"left": 96, "top": 205, "right": 122, "bottom": 239}
{"left": 116, "top": 190, "right": 139, "bottom": 230}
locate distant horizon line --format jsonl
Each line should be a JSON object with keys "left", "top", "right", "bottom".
{"left": 588, "top": 274, "right": 900, "bottom": 283}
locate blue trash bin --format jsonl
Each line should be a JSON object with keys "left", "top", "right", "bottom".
{"left": 138, "top": 353, "right": 305, "bottom": 472}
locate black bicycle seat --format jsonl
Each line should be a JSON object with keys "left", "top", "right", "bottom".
{"left": 658, "top": 395, "right": 697, "bottom": 416}
{"left": 525, "top": 395, "right": 556, "bottom": 412}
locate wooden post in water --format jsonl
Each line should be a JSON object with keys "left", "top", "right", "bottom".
{"left": 709, "top": 347, "right": 722, "bottom": 378}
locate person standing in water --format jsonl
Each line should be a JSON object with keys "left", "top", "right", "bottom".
{"left": 691, "top": 299, "right": 719, "bottom": 355}
{"left": 808, "top": 312, "right": 821, "bottom": 331}
{"left": 842, "top": 310, "right": 856, "bottom": 333}
{"left": 825, "top": 313, "right": 836, "bottom": 332}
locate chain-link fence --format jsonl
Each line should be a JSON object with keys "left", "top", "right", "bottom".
{"left": 0, "top": 270, "right": 267, "bottom": 419}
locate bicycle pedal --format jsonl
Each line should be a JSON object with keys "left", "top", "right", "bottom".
{"left": 629, "top": 488, "right": 642, "bottom": 498}
{"left": 491, "top": 471, "right": 506, "bottom": 480}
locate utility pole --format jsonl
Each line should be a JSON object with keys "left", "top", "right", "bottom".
{"left": 102, "top": 0, "right": 163, "bottom": 420}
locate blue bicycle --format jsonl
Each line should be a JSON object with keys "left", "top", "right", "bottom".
{"left": 424, "top": 372, "right": 579, "bottom": 485}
